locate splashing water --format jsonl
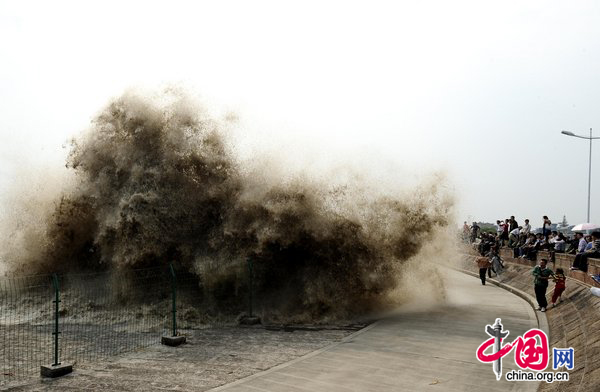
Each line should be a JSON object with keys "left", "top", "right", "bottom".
{"left": 0, "top": 89, "right": 454, "bottom": 320}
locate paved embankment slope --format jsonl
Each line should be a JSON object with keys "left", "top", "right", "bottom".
{"left": 210, "top": 269, "right": 539, "bottom": 392}
{"left": 484, "top": 251, "right": 600, "bottom": 392}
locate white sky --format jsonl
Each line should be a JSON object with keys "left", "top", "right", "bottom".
{"left": 2, "top": 0, "right": 600, "bottom": 227}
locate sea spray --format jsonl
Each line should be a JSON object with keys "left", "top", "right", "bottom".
{"left": 0, "top": 89, "right": 454, "bottom": 319}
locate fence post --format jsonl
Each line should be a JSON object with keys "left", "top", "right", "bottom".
{"left": 52, "top": 274, "right": 60, "bottom": 366}
{"left": 239, "top": 257, "right": 260, "bottom": 325}
{"left": 161, "top": 263, "right": 186, "bottom": 346}
{"left": 40, "top": 274, "right": 72, "bottom": 378}
{"left": 170, "top": 263, "right": 177, "bottom": 337}
{"left": 247, "top": 257, "right": 254, "bottom": 318}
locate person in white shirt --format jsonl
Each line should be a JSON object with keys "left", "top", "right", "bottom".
{"left": 522, "top": 219, "right": 531, "bottom": 235}
{"left": 509, "top": 226, "right": 521, "bottom": 247}
{"left": 496, "top": 220, "right": 503, "bottom": 236}
{"left": 548, "top": 231, "right": 557, "bottom": 246}
{"left": 520, "top": 219, "right": 531, "bottom": 244}
{"left": 577, "top": 233, "right": 588, "bottom": 254}
{"left": 554, "top": 233, "right": 566, "bottom": 253}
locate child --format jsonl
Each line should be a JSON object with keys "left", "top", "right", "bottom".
{"left": 551, "top": 268, "right": 566, "bottom": 307}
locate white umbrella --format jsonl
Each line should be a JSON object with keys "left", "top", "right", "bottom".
{"left": 571, "top": 223, "right": 600, "bottom": 232}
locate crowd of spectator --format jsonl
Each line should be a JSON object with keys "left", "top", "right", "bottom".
{"left": 462, "top": 216, "right": 600, "bottom": 274}
{"left": 467, "top": 216, "right": 600, "bottom": 311}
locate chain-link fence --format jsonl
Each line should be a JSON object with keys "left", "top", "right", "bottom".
{"left": 0, "top": 274, "right": 54, "bottom": 381}
{"left": 0, "top": 262, "right": 249, "bottom": 385}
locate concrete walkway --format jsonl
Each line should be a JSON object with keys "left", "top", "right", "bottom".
{"left": 209, "top": 270, "right": 541, "bottom": 392}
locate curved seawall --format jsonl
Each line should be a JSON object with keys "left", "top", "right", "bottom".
{"left": 464, "top": 249, "right": 600, "bottom": 392}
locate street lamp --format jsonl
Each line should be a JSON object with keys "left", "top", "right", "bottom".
{"left": 561, "top": 128, "right": 600, "bottom": 222}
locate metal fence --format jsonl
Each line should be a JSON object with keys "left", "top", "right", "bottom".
{"left": 0, "top": 263, "right": 232, "bottom": 385}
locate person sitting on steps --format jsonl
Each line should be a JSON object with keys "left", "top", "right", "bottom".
{"left": 571, "top": 231, "right": 600, "bottom": 272}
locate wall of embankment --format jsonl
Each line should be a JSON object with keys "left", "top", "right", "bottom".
{"left": 462, "top": 248, "right": 600, "bottom": 392}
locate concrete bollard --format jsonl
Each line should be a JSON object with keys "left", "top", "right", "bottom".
{"left": 161, "top": 335, "right": 187, "bottom": 346}
{"left": 40, "top": 363, "right": 73, "bottom": 378}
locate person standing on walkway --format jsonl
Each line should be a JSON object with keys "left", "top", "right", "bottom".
{"left": 476, "top": 256, "right": 492, "bottom": 285}
{"left": 488, "top": 246, "right": 504, "bottom": 277}
{"left": 550, "top": 268, "right": 566, "bottom": 307}
{"left": 532, "top": 258, "right": 553, "bottom": 312}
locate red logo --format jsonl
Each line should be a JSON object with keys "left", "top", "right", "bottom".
{"left": 476, "top": 318, "right": 549, "bottom": 380}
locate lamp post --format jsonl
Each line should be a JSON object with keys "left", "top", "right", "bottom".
{"left": 561, "top": 128, "right": 600, "bottom": 222}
